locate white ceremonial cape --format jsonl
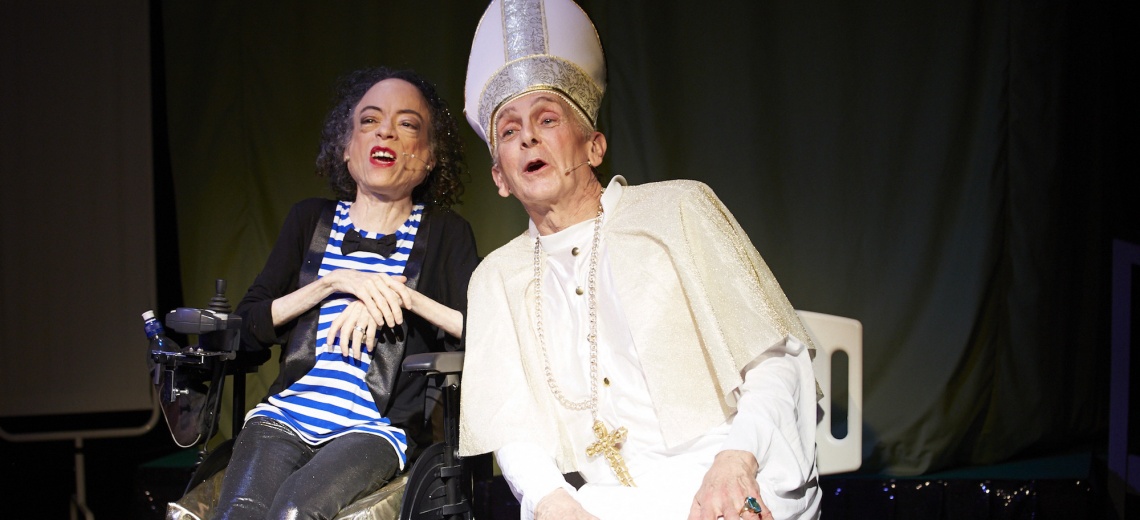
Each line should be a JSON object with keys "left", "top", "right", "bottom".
{"left": 458, "top": 178, "right": 816, "bottom": 474}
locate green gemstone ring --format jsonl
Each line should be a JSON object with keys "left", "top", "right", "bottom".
{"left": 740, "top": 496, "right": 763, "bottom": 515}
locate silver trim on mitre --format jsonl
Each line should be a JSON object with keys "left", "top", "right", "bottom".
{"left": 480, "top": 56, "right": 603, "bottom": 145}
{"left": 502, "top": 0, "right": 547, "bottom": 61}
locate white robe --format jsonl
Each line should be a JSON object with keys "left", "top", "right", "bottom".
{"left": 460, "top": 177, "right": 821, "bottom": 519}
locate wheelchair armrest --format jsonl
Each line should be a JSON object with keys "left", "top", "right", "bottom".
{"left": 402, "top": 351, "right": 464, "bottom": 376}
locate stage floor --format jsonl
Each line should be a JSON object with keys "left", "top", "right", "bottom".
{"left": 135, "top": 450, "right": 1122, "bottom": 519}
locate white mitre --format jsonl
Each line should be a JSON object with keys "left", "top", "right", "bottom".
{"left": 464, "top": 0, "right": 606, "bottom": 148}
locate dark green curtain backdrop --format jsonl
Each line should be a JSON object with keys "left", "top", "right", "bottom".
{"left": 161, "top": 0, "right": 1124, "bottom": 475}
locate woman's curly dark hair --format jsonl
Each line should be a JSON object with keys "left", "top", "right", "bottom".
{"left": 315, "top": 67, "right": 467, "bottom": 208}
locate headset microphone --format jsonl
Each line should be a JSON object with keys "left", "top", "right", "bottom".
{"left": 563, "top": 161, "right": 590, "bottom": 174}
{"left": 402, "top": 153, "right": 431, "bottom": 170}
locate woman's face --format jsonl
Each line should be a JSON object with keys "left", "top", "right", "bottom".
{"left": 344, "top": 78, "right": 434, "bottom": 202}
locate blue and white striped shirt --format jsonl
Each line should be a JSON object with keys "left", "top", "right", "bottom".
{"left": 246, "top": 200, "right": 423, "bottom": 468}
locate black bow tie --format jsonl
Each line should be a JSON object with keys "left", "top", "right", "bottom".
{"left": 341, "top": 228, "right": 398, "bottom": 257}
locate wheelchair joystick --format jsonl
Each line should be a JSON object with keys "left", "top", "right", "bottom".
{"left": 208, "top": 279, "right": 232, "bottom": 313}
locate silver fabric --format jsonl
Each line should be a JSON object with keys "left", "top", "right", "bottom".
{"left": 502, "top": 0, "right": 546, "bottom": 61}
{"left": 166, "top": 469, "right": 224, "bottom": 520}
{"left": 166, "top": 468, "right": 409, "bottom": 519}
{"left": 479, "top": 56, "right": 604, "bottom": 142}
{"left": 331, "top": 474, "right": 408, "bottom": 520}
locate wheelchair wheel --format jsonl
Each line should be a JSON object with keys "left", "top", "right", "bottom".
{"left": 399, "top": 442, "right": 471, "bottom": 520}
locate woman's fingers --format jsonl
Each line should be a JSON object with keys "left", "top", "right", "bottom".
{"left": 327, "top": 271, "right": 411, "bottom": 323}
{"left": 376, "top": 276, "right": 405, "bottom": 323}
{"left": 360, "top": 291, "right": 395, "bottom": 329}
{"left": 360, "top": 276, "right": 404, "bottom": 327}
{"left": 382, "top": 275, "right": 414, "bottom": 309}
{"left": 363, "top": 320, "right": 377, "bottom": 356}
{"left": 324, "top": 272, "right": 418, "bottom": 360}
{"left": 350, "top": 321, "right": 367, "bottom": 361}
{"left": 339, "top": 303, "right": 366, "bottom": 359}
{"left": 326, "top": 301, "right": 374, "bottom": 361}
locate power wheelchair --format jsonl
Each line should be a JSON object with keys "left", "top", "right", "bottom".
{"left": 150, "top": 280, "right": 480, "bottom": 520}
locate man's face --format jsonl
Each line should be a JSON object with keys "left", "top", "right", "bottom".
{"left": 490, "top": 92, "right": 602, "bottom": 209}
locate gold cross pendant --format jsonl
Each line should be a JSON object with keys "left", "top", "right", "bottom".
{"left": 585, "top": 419, "right": 636, "bottom": 487}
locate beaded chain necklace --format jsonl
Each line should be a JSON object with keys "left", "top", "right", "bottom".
{"left": 532, "top": 202, "right": 636, "bottom": 487}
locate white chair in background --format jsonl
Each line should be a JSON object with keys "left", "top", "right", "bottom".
{"left": 796, "top": 310, "right": 864, "bottom": 475}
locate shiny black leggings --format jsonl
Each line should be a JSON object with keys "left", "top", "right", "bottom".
{"left": 212, "top": 417, "right": 401, "bottom": 520}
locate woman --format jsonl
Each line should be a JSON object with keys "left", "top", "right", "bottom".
{"left": 213, "top": 67, "right": 478, "bottom": 519}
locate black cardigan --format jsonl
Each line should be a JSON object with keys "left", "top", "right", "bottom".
{"left": 235, "top": 198, "right": 479, "bottom": 456}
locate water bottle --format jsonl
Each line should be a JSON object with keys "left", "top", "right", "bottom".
{"left": 142, "top": 310, "right": 182, "bottom": 353}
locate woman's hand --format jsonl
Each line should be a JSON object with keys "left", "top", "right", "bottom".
{"left": 535, "top": 489, "right": 598, "bottom": 520}
{"left": 327, "top": 300, "right": 377, "bottom": 361}
{"left": 329, "top": 269, "right": 465, "bottom": 339}
{"left": 321, "top": 270, "right": 410, "bottom": 329}
{"left": 285, "top": 268, "right": 461, "bottom": 347}
{"left": 687, "top": 450, "right": 772, "bottom": 520}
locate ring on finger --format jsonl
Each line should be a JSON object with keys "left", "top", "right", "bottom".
{"left": 354, "top": 325, "right": 366, "bottom": 334}
{"left": 739, "top": 496, "right": 762, "bottom": 516}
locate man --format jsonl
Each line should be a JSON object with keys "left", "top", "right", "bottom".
{"left": 458, "top": 1, "right": 822, "bottom": 519}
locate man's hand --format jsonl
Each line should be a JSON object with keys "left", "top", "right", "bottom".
{"left": 688, "top": 450, "right": 772, "bottom": 520}
{"left": 535, "top": 488, "right": 599, "bottom": 520}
